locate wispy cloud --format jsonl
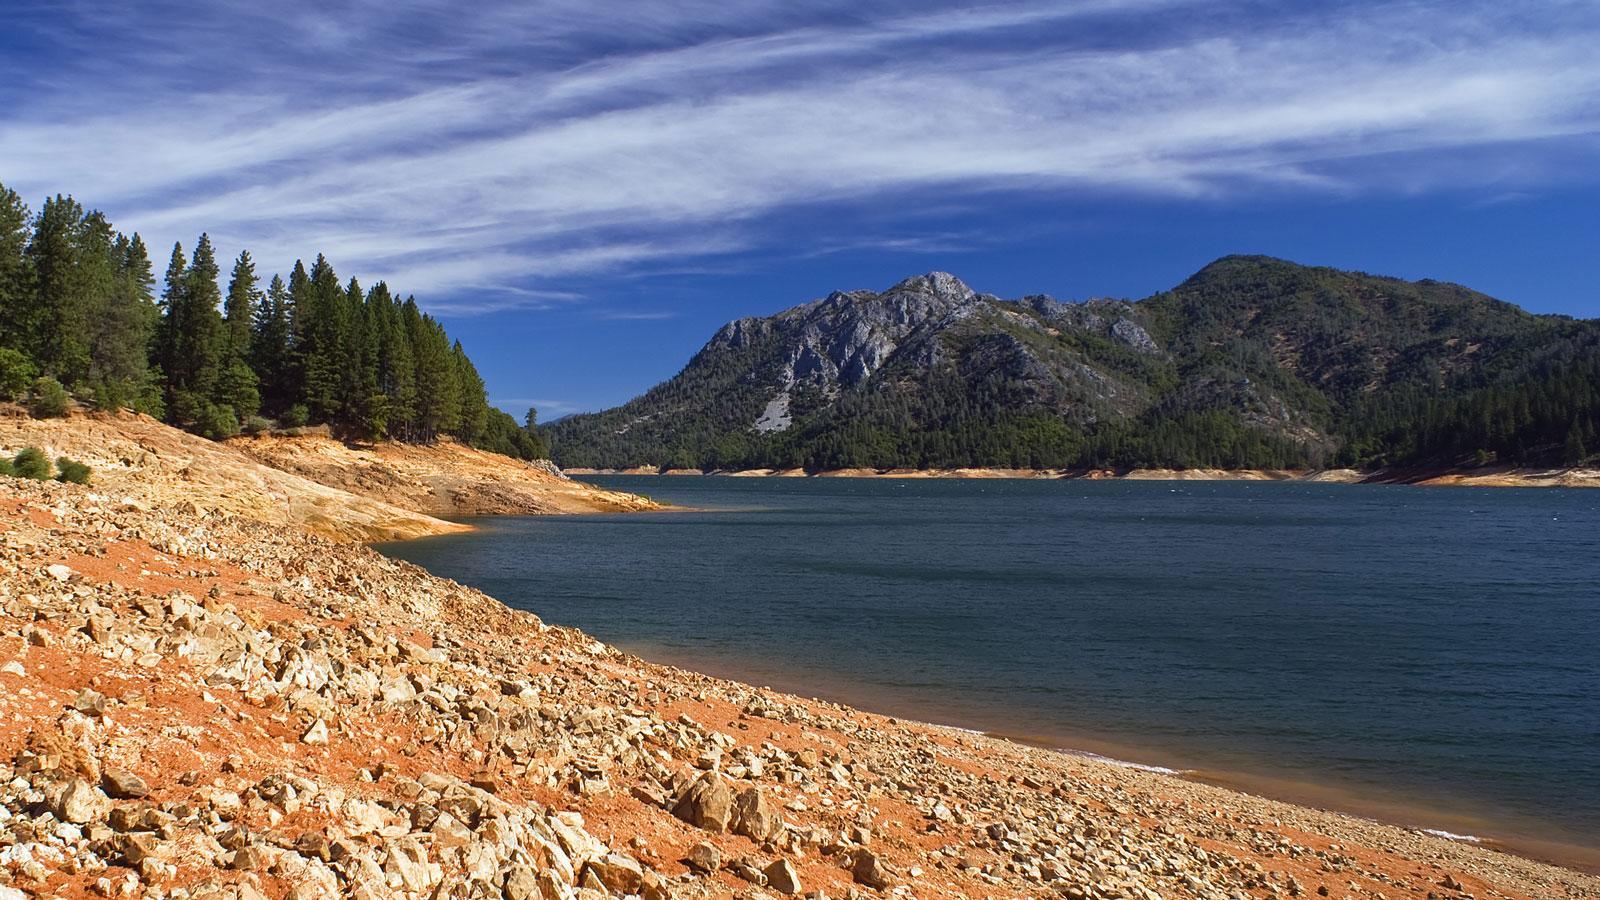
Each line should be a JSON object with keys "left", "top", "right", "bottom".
{"left": 593, "top": 310, "right": 680, "bottom": 321}
{"left": 2, "top": 0, "right": 1597, "bottom": 313}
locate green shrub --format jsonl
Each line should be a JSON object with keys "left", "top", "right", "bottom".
{"left": 280, "top": 404, "right": 310, "bottom": 428}
{"left": 0, "top": 457, "right": 12, "bottom": 478}
{"left": 11, "top": 447, "right": 52, "bottom": 480}
{"left": 131, "top": 375, "right": 165, "bottom": 419}
{"left": 0, "top": 348, "right": 35, "bottom": 401}
{"left": 28, "top": 376, "right": 70, "bottom": 418}
{"left": 217, "top": 360, "right": 260, "bottom": 421}
{"left": 90, "top": 377, "right": 132, "bottom": 412}
{"left": 242, "top": 415, "right": 273, "bottom": 435}
{"left": 198, "top": 403, "right": 239, "bottom": 440}
{"left": 54, "top": 456, "right": 92, "bottom": 485}
{"left": 169, "top": 390, "right": 207, "bottom": 427}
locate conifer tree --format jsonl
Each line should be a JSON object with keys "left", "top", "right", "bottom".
{"left": 377, "top": 289, "right": 417, "bottom": 439}
{"left": 282, "top": 260, "right": 312, "bottom": 417}
{"left": 1566, "top": 420, "right": 1588, "bottom": 466}
{"left": 217, "top": 251, "right": 261, "bottom": 421}
{"left": 251, "top": 274, "right": 292, "bottom": 416}
{"left": 153, "top": 241, "right": 187, "bottom": 409}
{"left": 222, "top": 251, "right": 258, "bottom": 364}
{"left": 89, "top": 233, "right": 157, "bottom": 410}
{"left": 299, "top": 255, "right": 346, "bottom": 422}
{"left": 0, "top": 183, "right": 37, "bottom": 356}
{"left": 339, "top": 276, "right": 370, "bottom": 428}
{"left": 157, "top": 235, "right": 224, "bottom": 425}
{"left": 407, "top": 301, "right": 458, "bottom": 442}
{"left": 452, "top": 340, "right": 488, "bottom": 443}
{"left": 26, "top": 195, "right": 106, "bottom": 386}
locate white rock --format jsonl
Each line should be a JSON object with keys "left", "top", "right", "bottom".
{"left": 301, "top": 718, "right": 330, "bottom": 745}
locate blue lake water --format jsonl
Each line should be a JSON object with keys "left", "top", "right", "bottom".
{"left": 377, "top": 476, "right": 1600, "bottom": 861}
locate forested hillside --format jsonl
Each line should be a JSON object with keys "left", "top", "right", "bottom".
{"left": 548, "top": 259, "right": 1599, "bottom": 472}
{"left": 0, "top": 181, "right": 546, "bottom": 459}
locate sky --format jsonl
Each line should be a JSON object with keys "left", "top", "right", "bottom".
{"left": 2, "top": 1, "right": 1598, "bottom": 416}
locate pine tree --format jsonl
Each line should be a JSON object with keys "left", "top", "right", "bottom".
{"left": 251, "top": 274, "right": 292, "bottom": 416}
{"left": 282, "top": 260, "right": 312, "bottom": 418}
{"left": 216, "top": 251, "right": 260, "bottom": 422}
{"left": 451, "top": 340, "right": 488, "bottom": 443}
{"left": 374, "top": 287, "right": 417, "bottom": 439}
{"left": 299, "top": 255, "right": 346, "bottom": 422}
{"left": 222, "top": 251, "right": 258, "bottom": 364}
{"left": 408, "top": 301, "right": 458, "bottom": 442}
{"left": 1565, "top": 420, "right": 1588, "bottom": 466}
{"left": 158, "top": 235, "right": 224, "bottom": 425}
{"left": 338, "top": 276, "right": 371, "bottom": 428}
{"left": 89, "top": 233, "right": 157, "bottom": 410}
{"left": 153, "top": 241, "right": 186, "bottom": 411}
{"left": 0, "top": 182, "right": 37, "bottom": 356}
{"left": 26, "top": 195, "right": 107, "bottom": 386}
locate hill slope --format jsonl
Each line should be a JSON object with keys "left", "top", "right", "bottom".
{"left": 0, "top": 408, "right": 655, "bottom": 540}
{"left": 548, "top": 257, "right": 1600, "bottom": 472}
{"left": 229, "top": 433, "right": 658, "bottom": 518}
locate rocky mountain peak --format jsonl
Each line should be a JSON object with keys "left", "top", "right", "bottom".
{"left": 884, "top": 271, "right": 977, "bottom": 304}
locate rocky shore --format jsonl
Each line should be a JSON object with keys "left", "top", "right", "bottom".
{"left": 1, "top": 415, "right": 1597, "bottom": 899}
{"left": 0, "top": 409, "right": 656, "bottom": 543}
{"left": 560, "top": 466, "right": 1600, "bottom": 487}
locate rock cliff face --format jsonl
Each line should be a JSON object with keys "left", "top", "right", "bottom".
{"left": 702, "top": 272, "right": 1157, "bottom": 419}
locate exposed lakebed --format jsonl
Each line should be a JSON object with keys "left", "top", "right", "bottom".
{"left": 379, "top": 476, "right": 1600, "bottom": 858}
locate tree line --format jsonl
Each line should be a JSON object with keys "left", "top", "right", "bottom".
{"left": 0, "top": 182, "right": 547, "bottom": 459}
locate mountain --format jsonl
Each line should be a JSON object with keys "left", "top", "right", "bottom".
{"left": 547, "top": 256, "right": 1600, "bottom": 472}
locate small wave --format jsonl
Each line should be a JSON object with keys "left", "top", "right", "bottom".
{"left": 1422, "top": 828, "right": 1482, "bottom": 843}
{"left": 928, "top": 722, "right": 987, "bottom": 736}
{"left": 1069, "top": 750, "right": 1185, "bottom": 775}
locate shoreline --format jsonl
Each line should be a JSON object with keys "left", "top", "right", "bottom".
{"left": 582, "top": 637, "right": 1600, "bottom": 876}
{"left": 561, "top": 464, "right": 1600, "bottom": 488}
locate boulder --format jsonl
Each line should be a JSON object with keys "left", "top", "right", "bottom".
{"left": 853, "top": 849, "right": 893, "bottom": 889}
{"left": 672, "top": 771, "right": 734, "bottom": 832}
{"left": 301, "top": 718, "right": 330, "bottom": 745}
{"left": 50, "top": 777, "right": 111, "bottom": 824}
{"left": 72, "top": 688, "right": 107, "bottom": 717}
{"left": 103, "top": 768, "right": 151, "bottom": 799}
{"left": 685, "top": 841, "right": 722, "bottom": 873}
{"left": 732, "top": 786, "right": 782, "bottom": 843}
{"left": 765, "top": 858, "right": 803, "bottom": 895}
{"left": 587, "top": 852, "right": 645, "bottom": 894}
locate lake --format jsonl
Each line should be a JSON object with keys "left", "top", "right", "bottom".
{"left": 377, "top": 476, "right": 1600, "bottom": 861}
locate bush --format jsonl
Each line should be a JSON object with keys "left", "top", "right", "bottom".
{"left": 198, "top": 403, "right": 239, "bottom": 440}
{"left": 0, "top": 348, "right": 35, "bottom": 401}
{"left": 217, "top": 360, "right": 260, "bottom": 421}
{"left": 0, "top": 457, "right": 12, "bottom": 478}
{"left": 90, "top": 377, "right": 132, "bottom": 412}
{"left": 55, "top": 456, "right": 92, "bottom": 485}
{"left": 11, "top": 447, "right": 52, "bottom": 480}
{"left": 242, "top": 415, "right": 273, "bottom": 435}
{"left": 280, "top": 404, "right": 310, "bottom": 428}
{"left": 28, "top": 376, "right": 70, "bottom": 418}
{"left": 132, "top": 371, "right": 165, "bottom": 419}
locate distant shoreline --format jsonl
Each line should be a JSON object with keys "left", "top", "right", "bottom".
{"left": 563, "top": 464, "right": 1600, "bottom": 488}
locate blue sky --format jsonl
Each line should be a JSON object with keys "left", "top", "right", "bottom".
{"left": 3, "top": 1, "right": 1598, "bottom": 416}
